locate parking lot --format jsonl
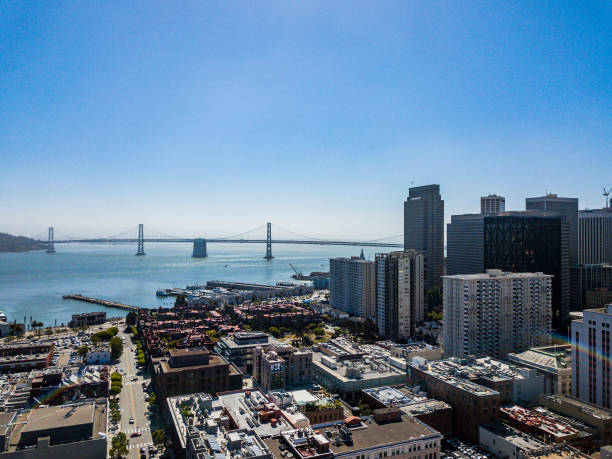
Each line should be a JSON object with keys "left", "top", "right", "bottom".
{"left": 442, "top": 437, "right": 491, "bottom": 459}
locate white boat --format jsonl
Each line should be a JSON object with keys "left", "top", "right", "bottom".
{"left": 0, "top": 312, "right": 7, "bottom": 321}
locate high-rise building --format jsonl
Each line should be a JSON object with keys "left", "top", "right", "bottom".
{"left": 404, "top": 184, "right": 444, "bottom": 291}
{"left": 329, "top": 255, "right": 376, "bottom": 319}
{"left": 570, "top": 264, "right": 612, "bottom": 311}
{"left": 526, "top": 194, "right": 578, "bottom": 266}
{"left": 484, "top": 212, "right": 570, "bottom": 331}
{"left": 443, "top": 270, "right": 552, "bottom": 359}
{"left": 579, "top": 208, "right": 612, "bottom": 264}
{"left": 446, "top": 213, "right": 485, "bottom": 276}
{"left": 572, "top": 305, "right": 612, "bottom": 409}
{"left": 481, "top": 194, "right": 506, "bottom": 214}
{"left": 375, "top": 250, "right": 424, "bottom": 340}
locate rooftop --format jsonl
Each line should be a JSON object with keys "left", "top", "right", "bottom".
{"left": 539, "top": 394, "right": 612, "bottom": 420}
{"left": 265, "top": 415, "right": 440, "bottom": 458}
{"left": 507, "top": 345, "right": 572, "bottom": 372}
{"left": 481, "top": 422, "right": 545, "bottom": 452}
{"left": 443, "top": 269, "right": 553, "bottom": 280}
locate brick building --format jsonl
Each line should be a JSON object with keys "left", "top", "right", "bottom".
{"left": 152, "top": 348, "right": 242, "bottom": 398}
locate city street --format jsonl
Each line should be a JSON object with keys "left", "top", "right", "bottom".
{"left": 110, "top": 328, "right": 156, "bottom": 458}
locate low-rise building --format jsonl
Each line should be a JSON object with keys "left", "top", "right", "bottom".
{"left": 68, "top": 312, "right": 106, "bottom": 328}
{"left": 167, "top": 392, "right": 273, "bottom": 459}
{"left": 538, "top": 394, "right": 612, "bottom": 447}
{"left": 409, "top": 357, "right": 544, "bottom": 405}
{"left": 84, "top": 347, "right": 110, "bottom": 365}
{"left": 0, "top": 399, "right": 107, "bottom": 458}
{"left": 264, "top": 414, "right": 442, "bottom": 459}
{"left": 407, "top": 359, "right": 500, "bottom": 442}
{"left": 506, "top": 345, "right": 572, "bottom": 395}
{"left": 361, "top": 386, "right": 452, "bottom": 435}
{"left": 253, "top": 343, "right": 312, "bottom": 391}
{"left": 312, "top": 343, "right": 406, "bottom": 403}
{"left": 479, "top": 422, "right": 590, "bottom": 459}
{"left": 269, "top": 389, "right": 345, "bottom": 427}
{"left": 0, "top": 344, "right": 54, "bottom": 373}
{"left": 152, "top": 348, "right": 243, "bottom": 398}
{"left": 374, "top": 341, "right": 442, "bottom": 363}
{"left": 500, "top": 405, "right": 592, "bottom": 452}
{"left": 215, "top": 332, "right": 270, "bottom": 374}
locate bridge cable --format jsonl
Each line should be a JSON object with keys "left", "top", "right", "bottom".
{"left": 270, "top": 224, "right": 324, "bottom": 241}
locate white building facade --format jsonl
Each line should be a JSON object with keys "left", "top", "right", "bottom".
{"left": 572, "top": 305, "right": 612, "bottom": 409}
{"left": 443, "top": 270, "right": 552, "bottom": 358}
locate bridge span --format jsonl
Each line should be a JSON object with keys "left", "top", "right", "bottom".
{"left": 41, "top": 223, "right": 403, "bottom": 259}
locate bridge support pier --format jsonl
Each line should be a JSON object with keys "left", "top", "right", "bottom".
{"left": 47, "top": 227, "right": 55, "bottom": 253}
{"left": 263, "top": 222, "right": 273, "bottom": 260}
{"left": 136, "top": 224, "right": 145, "bottom": 256}
{"left": 192, "top": 238, "right": 207, "bottom": 258}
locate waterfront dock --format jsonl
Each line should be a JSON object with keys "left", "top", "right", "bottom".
{"left": 62, "top": 294, "right": 142, "bottom": 311}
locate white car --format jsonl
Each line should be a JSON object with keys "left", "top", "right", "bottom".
{"left": 129, "top": 417, "right": 134, "bottom": 424}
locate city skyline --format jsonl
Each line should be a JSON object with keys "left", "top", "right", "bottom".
{"left": 2, "top": 1, "right": 611, "bottom": 239}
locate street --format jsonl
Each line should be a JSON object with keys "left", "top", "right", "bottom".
{"left": 109, "top": 328, "right": 156, "bottom": 458}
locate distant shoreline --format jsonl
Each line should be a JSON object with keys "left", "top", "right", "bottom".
{"left": 0, "top": 233, "right": 45, "bottom": 253}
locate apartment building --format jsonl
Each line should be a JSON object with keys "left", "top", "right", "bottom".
{"left": 443, "top": 270, "right": 552, "bottom": 358}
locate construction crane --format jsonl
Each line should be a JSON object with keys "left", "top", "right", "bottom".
{"left": 289, "top": 263, "right": 304, "bottom": 280}
{"left": 604, "top": 187, "right": 612, "bottom": 208}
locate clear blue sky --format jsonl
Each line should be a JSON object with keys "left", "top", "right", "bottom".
{"left": 1, "top": 1, "right": 611, "bottom": 239}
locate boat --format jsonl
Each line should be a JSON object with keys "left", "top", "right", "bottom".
{"left": 0, "top": 312, "right": 7, "bottom": 321}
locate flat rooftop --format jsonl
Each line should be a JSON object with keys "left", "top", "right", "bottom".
{"left": 264, "top": 415, "right": 440, "bottom": 457}
{"left": 22, "top": 402, "right": 94, "bottom": 433}
{"left": 159, "top": 353, "right": 231, "bottom": 373}
{"left": 481, "top": 422, "right": 545, "bottom": 451}
{"left": 540, "top": 394, "right": 612, "bottom": 420}
{"left": 312, "top": 352, "right": 405, "bottom": 382}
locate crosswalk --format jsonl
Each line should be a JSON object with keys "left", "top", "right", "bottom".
{"left": 128, "top": 441, "right": 153, "bottom": 450}
{"left": 124, "top": 426, "right": 150, "bottom": 434}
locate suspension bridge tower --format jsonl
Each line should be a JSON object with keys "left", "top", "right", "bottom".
{"left": 263, "top": 222, "right": 273, "bottom": 260}
{"left": 46, "top": 227, "right": 55, "bottom": 253}
{"left": 192, "top": 238, "right": 207, "bottom": 258}
{"left": 136, "top": 224, "right": 145, "bottom": 256}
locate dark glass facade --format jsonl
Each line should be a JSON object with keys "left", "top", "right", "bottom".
{"left": 484, "top": 214, "right": 569, "bottom": 331}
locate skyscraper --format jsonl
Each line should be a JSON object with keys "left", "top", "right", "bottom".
{"left": 329, "top": 255, "right": 376, "bottom": 319}
{"left": 404, "top": 184, "right": 444, "bottom": 291}
{"left": 579, "top": 208, "right": 612, "bottom": 264}
{"left": 484, "top": 212, "right": 570, "bottom": 331}
{"left": 446, "top": 213, "right": 485, "bottom": 276}
{"left": 375, "top": 250, "right": 424, "bottom": 341}
{"left": 480, "top": 194, "right": 505, "bottom": 214}
{"left": 443, "top": 270, "right": 552, "bottom": 359}
{"left": 526, "top": 194, "right": 579, "bottom": 266}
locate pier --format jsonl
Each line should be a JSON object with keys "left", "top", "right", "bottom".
{"left": 62, "top": 294, "right": 142, "bottom": 312}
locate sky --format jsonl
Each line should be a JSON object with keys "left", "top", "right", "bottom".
{"left": 1, "top": 1, "right": 611, "bottom": 240}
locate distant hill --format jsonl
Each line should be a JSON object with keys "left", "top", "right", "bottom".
{"left": 0, "top": 233, "right": 45, "bottom": 252}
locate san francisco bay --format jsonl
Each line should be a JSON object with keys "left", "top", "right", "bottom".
{"left": 0, "top": 242, "right": 392, "bottom": 327}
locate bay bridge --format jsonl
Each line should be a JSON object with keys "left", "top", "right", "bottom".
{"left": 38, "top": 223, "right": 403, "bottom": 260}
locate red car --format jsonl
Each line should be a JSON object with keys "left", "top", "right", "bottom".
{"left": 130, "top": 432, "right": 142, "bottom": 438}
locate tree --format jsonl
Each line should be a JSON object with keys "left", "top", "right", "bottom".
{"left": 152, "top": 429, "right": 166, "bottom": 447}
{"left": 109, "top": 337, "right": 123, "bottom": 359}
{"left": 148, "top": 392, "right": 157, "bottom": 410}
{"left": 77, "top": 345, "right": 89, "bottom": 359}
{"left": 126, "top": 311, "right": 137, "bottom": 326}
{"left": 111, "top": 408, "right": 121, "bottom": 423}
{"left": 9, "top": 323, "right": 22, "bottom": 336}
{"left": 110, "top": 432, "right": 129, "bottom": 458}
{"left": 313, "top": 327, "right": 325, "bottom": 337}
{"left": 174, "top": 294, "right": 187, "bottom": 307}
{"left": 108, "top": 326, "right": 119, "bottom": 336}
{"left": 268, "top": 327, "right": 282, "bottom": 338}
{"left": 31, "top": 320, "right": 43, "bottom": 335}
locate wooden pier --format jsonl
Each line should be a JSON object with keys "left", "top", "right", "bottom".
{"left": 62, "top": 294, "right": 142, "bottom": 311}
